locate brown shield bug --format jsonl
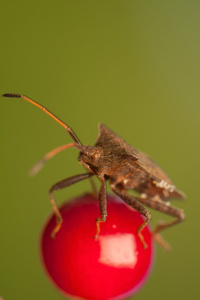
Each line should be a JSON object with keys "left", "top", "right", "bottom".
{"left": 2, "top": 93, "right": 185, "bottom": 250}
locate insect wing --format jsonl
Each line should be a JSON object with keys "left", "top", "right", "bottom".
{"left": 96, "top": 124, "right": 185, "bottom": 199}
{"left": 95, "top": 123, "right": 138, "bottom": 160}
{"left": 96, "top": 124, "right": 170, "bottom": 182}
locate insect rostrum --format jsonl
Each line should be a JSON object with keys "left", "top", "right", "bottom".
{"left": 2, "top": 93, "right": 185, "bottom": 250}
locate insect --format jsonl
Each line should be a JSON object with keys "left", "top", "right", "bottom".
{"left": 2, "top": 93, "right": 185, "bottom": 250}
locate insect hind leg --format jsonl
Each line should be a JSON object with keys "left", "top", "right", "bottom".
{"left": 140, "top": 194, "right": 185, "bottom": 251}
{"left": 111, "top": 184, "right": 151, "bottom": 249}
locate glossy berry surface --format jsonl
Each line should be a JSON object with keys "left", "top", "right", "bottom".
{"left": 40, "top": 194, "right": 154, "bottom": 300}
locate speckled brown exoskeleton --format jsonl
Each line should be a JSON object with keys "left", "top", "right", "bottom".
{"left": 2, "top": 93, "right": 185, "bottom": 250}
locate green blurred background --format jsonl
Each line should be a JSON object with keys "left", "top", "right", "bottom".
{"left": 0, "top": 0, "right": 199, "bottom": 299}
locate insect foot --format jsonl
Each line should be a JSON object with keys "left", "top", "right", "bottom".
{"left": 152, "top": 233, "right": 171, "bottom": 252}
{"left": 94, "top": 216, "right": 107, "bottom": 240}
{"left": 137, "top": 211, "right": 152, "bottom": 249}
{"left": 152, "top": 208, "right": 185, "bottom": 251}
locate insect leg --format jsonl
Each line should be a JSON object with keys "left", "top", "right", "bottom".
{"left": 29, "top": 143, "right": 77, "bottom": 176}
{"left": 49, "top": 172, "right": 93, "bottom": 238}
{"left": 111, "top": 185, "right": 151, "bottom": 248}
{"left": 139, "top": 195, "right": 185, "bottom": 250}
{"left": 89, "top": 177, "right": 98, "bottom": 198}
{"left": 94, "top": 175, "right": 107, "bottom": 240}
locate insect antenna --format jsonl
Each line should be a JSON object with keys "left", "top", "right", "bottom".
{"left": 29, "top": 143, "right": 78, "bottom": 176}
{"left": 2, "top": 93, "right": 85, "bottom": 150}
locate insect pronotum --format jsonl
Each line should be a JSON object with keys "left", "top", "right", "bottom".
{"left": 2, "top": 93, "right": 185, "bottom": 250}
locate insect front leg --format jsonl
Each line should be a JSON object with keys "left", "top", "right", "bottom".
{"left": 49, "top": 173, "right": 93, "bottom": 238}
{"left": 94, "top": 175, "right": 107, "bottom": 240}
{"left": 89, "top": 177, "right": 98, "bottom": 199}
{"left": 139, "top": 195, "right": 185, "bottom": 250}
{"left": 111, "top": 184, "right": 151, "bottom": 249}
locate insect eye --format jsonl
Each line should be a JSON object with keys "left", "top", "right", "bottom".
{"left": 92, "top": 153, "right": 99, "bottom": 160}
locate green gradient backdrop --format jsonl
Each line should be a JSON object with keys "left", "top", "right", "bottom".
{"left": 0, "top": 1, "right": 199, "bottom": 299}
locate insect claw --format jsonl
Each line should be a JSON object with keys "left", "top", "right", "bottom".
{"left": 51, "top": 232, "right": 56, "bottom": 239}
{"left": 94, "top": 217, "right": 102, "bottom": 240}
{"left": 94, "top": 234, "right": 98, "bottom": 241}
{"left": 137, "top": 211, "right": 151, "bottom": 249}
{"left": 153, "top": 233, "right": 171, "bottom": 251}
{"left": 50, "top": 215, "right": 63, "bottom": 239}
{"left": 137, "top": 231, "right": 148, "bottom": 249}
{"left": 51, "top": 221, "right": 63, "bottom": 239}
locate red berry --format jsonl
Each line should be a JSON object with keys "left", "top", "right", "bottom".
{"left": 40, "top": 194, "right": 154, "bottom": 300}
